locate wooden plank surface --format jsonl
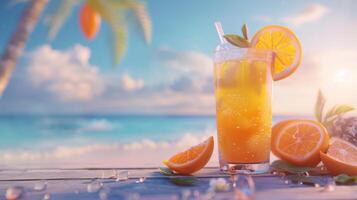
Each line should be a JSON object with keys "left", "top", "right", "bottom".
{"left": 0, "top": 167, "right": 356, "bottom": 200}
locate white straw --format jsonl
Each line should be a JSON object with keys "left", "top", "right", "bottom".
{"left": 214, "top": 21, "right": 227, "bottom": 44}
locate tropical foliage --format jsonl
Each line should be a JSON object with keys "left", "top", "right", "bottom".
{"left": 315, "top": 90, "right": 357, "bottom": 145}
{"left": 0, "top": 0, "right": 151, "bottom": 96}
{"left": 47, "top": 0, "right": 152, "bottom": 65}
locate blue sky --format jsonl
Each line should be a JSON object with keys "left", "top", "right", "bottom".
{"left": 0, "top": 0, "right": 356, "bottom": 115}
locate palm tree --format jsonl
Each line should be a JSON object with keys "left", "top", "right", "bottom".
{"left": 0, "top": 0, "right": 151, "bottom": 96}
{"left": 0, "top": 0, "right": 48, "bottom": 96}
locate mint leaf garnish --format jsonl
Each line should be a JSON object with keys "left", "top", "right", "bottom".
{"left": 224, "top": 34, "right": 250, "bottom": 48}
{"left": 241, "top": 24, "right": 249, "bottom": 40}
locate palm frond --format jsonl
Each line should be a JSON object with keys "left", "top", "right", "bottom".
{"left": 111, "top": 25, "right": 127, "bottom": 66}
{"left": 88, "top": 0, "right": 127, "bottom": 65}
{"left": 103, "top": 0, "right": 152, "bottom": 44}
{"left": 130, "top": 1, "right": 152, "bottom": 44}
{"left": 47, "top": 0, "right": 83, "bottom": 40}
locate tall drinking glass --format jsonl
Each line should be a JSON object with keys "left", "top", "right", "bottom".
{"left": 214, "top": 45, "right": 273, "bottom": 174}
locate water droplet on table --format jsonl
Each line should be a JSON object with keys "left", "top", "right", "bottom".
{"left": 231, "top": 175, "right": 238, "bottom": 188}
{"left": 235, "top": 189, "right": 249, "bottom": 200}
{"left": 321, "top": 182, "right": 336, "bottom": 192}
{"left": 43, "top": 193, "right": 50, "bottom": 200}
{"left": 135, "top": 177, "right": 146, "bottom": 183}
{"left": 321, "top": 177, "right": 336, "bottom": 192}
{"left": 116, "top": 170, "right": 129, "bottom": 182}
{"left": 222, "top": 165, "right": 228, "bottom": 171}
{"left": 181, "top": 189, "right": 191, "bottom": 200}
{"left": 87, "top": 180, "right": 103, "bottom": 193}
{"left": 34, "top": 181, "right": 47, "bottom": 191}
{"left": 234, "top": 175, "right": 255, "bottom": 198}
{"left": 6, "top": 186, "right": 24, "bottom": 200}
{"left": 99, "top": 190, "right": 108, "bottom": 200}
{"left": 193, "top": 190, "right": 200, "bottom": 198}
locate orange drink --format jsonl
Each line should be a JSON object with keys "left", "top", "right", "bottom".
{"left": 214, "top": 47, "right": 273, "bottom": 173}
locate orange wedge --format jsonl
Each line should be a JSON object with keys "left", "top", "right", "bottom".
{"left": 163, "top": 136, "right": 214, "bottom": 175}
{"left": 251, "top": 25, "right": 302, "bottom": 81}
{"left": 272, "top": 120, "right": 329, "bottom": 167}
{"left": 320, "top": 137, "right": 357, "bottom": 176}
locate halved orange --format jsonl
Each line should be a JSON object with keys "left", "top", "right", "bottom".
{"left": 320, "top": 137, "right": 357, "bottom": 176}
{"left": 163, "top": 136, "right": 214, "bottom": 175}
{"left": 272, "top": 120, "right": 329, "bottom": 167}
{"left": 251, "top": 25, "right": 302, "bottom": 81}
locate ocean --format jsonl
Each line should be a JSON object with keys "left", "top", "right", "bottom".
{"left": 0, "top": 115, "right": 288, "bottom": 168}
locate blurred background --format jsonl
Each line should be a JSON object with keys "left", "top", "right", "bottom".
{"left": 0, "top": 0, "right": 356, "bottom": 168}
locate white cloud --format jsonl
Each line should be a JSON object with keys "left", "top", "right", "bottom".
{"left": 27, "top": 44, "right": 105, "bottom": 102}
{"left": 283, "top": 3, "right": 329, "bottom": 26}
{"left": 158, "top": 47, "right": 212, "bottom": 76}
{"left": 120, "top": 73, "right": 144, "bottom": 91}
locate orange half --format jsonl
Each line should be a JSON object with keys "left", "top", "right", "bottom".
{"left": 164, "top": 136, "right": 214, "bottom": 175}
{"left": 320, "top": 137, "right": 357, "bottom": 176}
{"left": 251, "top": 25, "right": 302, "bottom": 81}
{"left": 272, "top": 120, "right": 329, "bottom": 167}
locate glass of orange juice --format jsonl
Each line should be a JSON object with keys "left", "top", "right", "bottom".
{"left": 214, "top": 44, "right": 273, "bottom": 174}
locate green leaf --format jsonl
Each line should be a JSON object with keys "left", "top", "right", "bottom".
{"left": 159, "top": 167, "right": 175, "bottom": 176}
{"left": 287, "top": 175, "right": 320, "bottom": 186}
{"left": 47, "top": 0, "right": 83, "bottom": 40}
{"left": 324, "top": 105, "right": 355, "bottom": 122}
{"left": 315, "top": 89, "right": 326, "bottom": 123}
{"left": 241, "top": 24, "right": 249, "bottom": 40}
{"left": 335, "top": 174, "right": 357, "bottom": 185}
{"left": 170, "top": 177, "right": 197, "bottom": 186}
{"left": 224, "top": 34, "right": 250, "bottom": 48}
{"left": 271, "top": 160, "right": 311, "bottom": 174}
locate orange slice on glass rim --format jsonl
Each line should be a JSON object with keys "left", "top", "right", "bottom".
{"left": 320, "top": 137, "right": 357, "bottom": 176}
{"left": 251, "top": 25, "right": 302, "bottom": 81}
{"left": 163, "top": 136, "right": 214, "bottom": 175}
{"left": 272, "top": 120, "right": 329, "bottom": 167}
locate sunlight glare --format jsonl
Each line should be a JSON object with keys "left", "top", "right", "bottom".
{"left": 333, "top": 68, "right": 348, "bottom": 83}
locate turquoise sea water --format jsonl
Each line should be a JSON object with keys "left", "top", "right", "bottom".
{"left": 0, "top": 115, "right": 291, "bottom": 150}
{"left": 0, "top": 115, "right": 291, "bottom": 167}
{"left": 0, "top": 115, "right": 216, "bottom": 151}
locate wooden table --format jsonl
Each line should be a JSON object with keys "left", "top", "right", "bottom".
{"left": 0, "top": 167, "right": 356, "bottom": 200}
